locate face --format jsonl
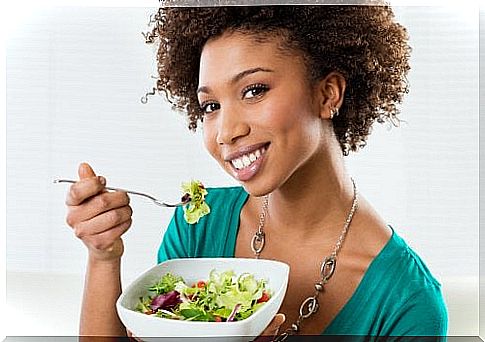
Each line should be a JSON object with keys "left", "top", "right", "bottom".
{"left": 198, "top": 31, "right": 329, "bottom": 196}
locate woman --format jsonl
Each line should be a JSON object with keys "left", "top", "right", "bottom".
{"left": 65, "top": 4, "right": 448, "bottom": 339}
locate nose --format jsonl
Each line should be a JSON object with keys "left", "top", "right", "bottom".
{"left": 216, "top": 105, "right": 250, "bottom": 145}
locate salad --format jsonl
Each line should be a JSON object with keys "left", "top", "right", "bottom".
{"left": 180, "top": 180, "right": 210, "bottom": 224}
{"left": 135, "top": 270, "right": 271, "bottom": 322}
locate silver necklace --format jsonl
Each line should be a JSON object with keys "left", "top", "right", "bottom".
{"left": 250, "top": 178, "right": 358, "bottom": 341}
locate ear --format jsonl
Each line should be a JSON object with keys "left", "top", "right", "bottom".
{"left": 316, "top": 72, "right": 346, "bottom": 120}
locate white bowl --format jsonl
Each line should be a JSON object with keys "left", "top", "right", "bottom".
{"left": 116, "top": 258, "right": 290, "bottom": 341}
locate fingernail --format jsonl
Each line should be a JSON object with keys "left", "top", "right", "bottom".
{"left": 98, "top": 176, "right": 106, "bottom": 186}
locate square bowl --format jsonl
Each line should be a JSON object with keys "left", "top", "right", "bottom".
{"left": 116, "top": 257, "right": 290, "bottom": 341}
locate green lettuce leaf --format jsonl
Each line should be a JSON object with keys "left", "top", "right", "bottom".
{"left": 149, "top": 272, "right": 185, "bottom": 295}
{"left": 181, "top": 180, "right": 211, "bottom": 224}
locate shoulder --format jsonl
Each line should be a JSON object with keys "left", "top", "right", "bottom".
{"left": 204, "top": 186, "right": 248, "bottom": 206}
{"left": 372, "top": 228, "right": 444, "bottom": 297}
{"left": 374, "top": 228, "right": 448, "bottom": 335}
{"left": 386, "top": 230, "right": 442, "bottom": 288}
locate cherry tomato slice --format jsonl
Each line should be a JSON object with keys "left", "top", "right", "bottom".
{"left": 257, "top": 291, "right": 270, "bottom": 303}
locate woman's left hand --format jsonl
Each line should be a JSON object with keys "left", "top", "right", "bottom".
{"left": 127, "top": 330, "right": 143, "bottom": 342}
{"left": 254, "top": 313, "right": 286, "bottom": 341}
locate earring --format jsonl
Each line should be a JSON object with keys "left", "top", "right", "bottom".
{"left": 330, "top": 107, "right": 339, "bottom": 120}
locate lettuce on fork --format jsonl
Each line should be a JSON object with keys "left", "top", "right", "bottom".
{"left": 181, "top": 180, "right": 210, "bottom": 224}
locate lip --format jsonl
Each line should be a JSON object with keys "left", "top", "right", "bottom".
{"left": 226, "top": 143, "right": 270, "bottom": 182}
{"left": 223, "top": 142, "right": 270, "bottom": 162}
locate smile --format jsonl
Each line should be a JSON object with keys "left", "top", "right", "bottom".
{"left": 230, "top": 146, "right": 267, "bottom": 170}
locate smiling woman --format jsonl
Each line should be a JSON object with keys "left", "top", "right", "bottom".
{"left": 63, "top": 3, "right": 448, "bottom": 340}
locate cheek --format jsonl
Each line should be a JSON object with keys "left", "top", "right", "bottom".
{"left": 262, "top": 100, "right": 314, "bottom": 135}
{"left": 263, "top": 99, "right": 324, "bottom": 157}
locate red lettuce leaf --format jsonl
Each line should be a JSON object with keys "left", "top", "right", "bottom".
{"left": 150, "top": 290, "right": 181, "bottom": 311}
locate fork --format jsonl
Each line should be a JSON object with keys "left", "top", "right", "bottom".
{"left": 53, "top": 179, "right": 189, "bottom": 208}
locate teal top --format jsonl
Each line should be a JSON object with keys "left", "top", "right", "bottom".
{"left": 157, "top": 187, "right": 448, "bottom": 337}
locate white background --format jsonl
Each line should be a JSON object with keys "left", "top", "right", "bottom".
{"left": 4, "top": 4, "right": 480, "bottom": 338}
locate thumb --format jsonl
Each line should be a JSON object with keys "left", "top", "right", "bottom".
{"left": 78, "top": 162, "right": 97, "bottom": 180}
{"left": 261, "top": 313, "right": 285, "bottom": 337}
{"left": 271, "top": 313, "right": 286, "bottom": 331}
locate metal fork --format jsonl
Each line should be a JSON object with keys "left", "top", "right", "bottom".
{"left": 53, "top": 179, "right": 189, "bottom": 208}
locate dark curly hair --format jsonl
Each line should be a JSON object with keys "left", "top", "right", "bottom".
{"left": 143, "top": 4, "right": 411, "bottom": 155}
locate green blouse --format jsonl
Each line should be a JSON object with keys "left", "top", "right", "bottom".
{"left": 157, "top": 186, "right": 448, "bottom": 337}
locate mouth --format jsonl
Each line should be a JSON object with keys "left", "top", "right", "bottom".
{"left": 230, "top": 145, "right": 268, "bottom": 170}
{"left": 225, "top": 143, "right": 270, "bottom": 181}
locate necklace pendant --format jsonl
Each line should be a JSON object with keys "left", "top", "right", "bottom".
{"left": 320, "top": 256, "right": 337, "bottom": 283}
{"left": 251, "top": 231, "right": 265, "bottom": 256}
{"left": 300, "top": 296, "right": 319, "bottom": 318}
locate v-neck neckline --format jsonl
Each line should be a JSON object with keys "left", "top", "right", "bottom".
{"left": 228, "top": 187, "right": 397, "bottom": 335}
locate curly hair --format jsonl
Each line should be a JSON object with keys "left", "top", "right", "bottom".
{"left": 143, "top": 5, "right": 411, "bottom": 155}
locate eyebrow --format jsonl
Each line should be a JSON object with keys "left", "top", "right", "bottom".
{"left": 197, "top": 67, "right": 274, "bottom": 94}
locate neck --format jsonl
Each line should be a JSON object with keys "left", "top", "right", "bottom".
{"left": 263, "top": 143, "right": 356, "bottom": 239}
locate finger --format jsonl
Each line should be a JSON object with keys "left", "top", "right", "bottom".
{"left": 82, "top": 219, "right": 132, "bottom": 251}
{"left": 72, "top": 205, "right": 133, "bottom": 238}
{"left": 78, "top": 162, "right": 96, "bottom": 179}
{"left": 78, "top": 162, "right": 108, "bottom": 190}
{"left": 127, "top": 329, "right": 144, "bottom": 342}
{"left": 65, "top": 176, "right": 106, "bottom": 206}
{"left": 260, "top": 313, "right": 285, "bottom": 337}
{"left": 67, "top": 191, "right": 130, "bottom": 224}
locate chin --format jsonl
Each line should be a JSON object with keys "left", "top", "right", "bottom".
{"left": 238, "top": 179, "right": 275, "bottom": 198}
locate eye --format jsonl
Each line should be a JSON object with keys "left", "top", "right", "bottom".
{"left": 242, "top": 83, "right": 269, "bottom": 100}
{"left": 200, "top": 101, "right": 220, "bottom": 114}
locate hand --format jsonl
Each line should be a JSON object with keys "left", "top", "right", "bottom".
{"left": 254, "top": 313, "right": 286, "bottom": 341}
{"left": 127, "top": 330, "right": 143, "bottom": 342}
{"left": 65, "top": 163, "right": 133, "bottom": 261}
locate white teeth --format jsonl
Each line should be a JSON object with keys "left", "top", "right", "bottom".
{"left": 233, "top": 159, "right": 243, "bottom": 169}
{"left": 230, "top": 147, "right": 266, "bottom": 170}
{"left": 242, "top": 155, "right": 251, "bottom": 167}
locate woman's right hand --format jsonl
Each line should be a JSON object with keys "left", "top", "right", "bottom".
{"left": 65, "top": 163, "right": 133, "bottom": 262}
